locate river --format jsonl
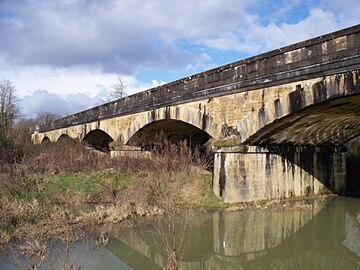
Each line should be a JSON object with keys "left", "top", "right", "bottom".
{"left": 1, "top": 197, "right": 359, "bottom": 269}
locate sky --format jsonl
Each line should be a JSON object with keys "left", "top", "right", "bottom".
{"left": 0, "top": 0, "right": 359, "bottom": 119}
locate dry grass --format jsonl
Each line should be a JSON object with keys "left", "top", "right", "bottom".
{"left": 23, "top": 139, "right": 111, "bottom": 174}
{"left": 0, "top": 133, "right": 220, "bottom": 270}
{"left": 79, "top": 203, "right": 163, "bottom": 225}
{"left": 0, "top": 136, "right": 217, "bottom": 252}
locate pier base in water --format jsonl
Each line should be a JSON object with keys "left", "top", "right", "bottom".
{"left": 213, "top": 146, "right": 346, "bottom": 203}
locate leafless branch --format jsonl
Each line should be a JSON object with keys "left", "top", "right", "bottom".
{"left": 109, "top": 77, "right": 127, "bottom": 100}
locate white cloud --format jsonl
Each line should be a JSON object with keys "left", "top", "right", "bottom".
{"left": 20, "top": 89, "right": 104, "bottom": 119}
{"left": 197, "top": 7, "right": 348, "bottom": 54}
{"left": 198, "top": 33, "right": 261, "bottom": 54}
{"left": 1, "top": 62, "right": 160, "bottom": 118}
{"left": 319, "top": 0, "right": 360, "bottom": 25}
{"left": 0, "top": 61, "right": 154, "bottom": 98}
{"left": 0, "top": 0, "right": 358, "bottom": 119}
{"left": 0, "top": 0, "right": 212, "bottom": 73}
{"left": 248, "top": 8, "right": 339, "bottom": 50}
{"left": 19, "top": 77, "right": 165, "bottom": 119}
{"left": 1, "top": 0, "right": 358, "bottom": 72}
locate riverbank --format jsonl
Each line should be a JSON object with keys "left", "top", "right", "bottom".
{"left": 0, "top": 153, "right": 214, "bottom": 270}
{"left": 0, "top": 138, "right": 224, "bottom": 249}
{"left": 0, "top": 138, "right": 352, "bottom": 270}
{"left": 0, "top": 166, "right": 337, "bottom": 247}
{"left": 0, "top": 168, "right": 221, "bottom": 240}
{"left": 2, "top": 196, "right": 359, "bottom": 270}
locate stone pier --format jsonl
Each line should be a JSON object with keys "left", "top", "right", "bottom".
{"left": 213, "top": 146, "right": 346, "bottom": 203}
{"left": 110, "top": 145, "right": 150, "bottom": 159}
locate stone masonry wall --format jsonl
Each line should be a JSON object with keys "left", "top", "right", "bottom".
{"left": 36, "top": 25, "right": 360, "bottom": 133}
{"left": 213, "top": 146, "right": 346, "bottom": 203}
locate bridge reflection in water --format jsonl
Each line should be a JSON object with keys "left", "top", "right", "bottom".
{"left": 104, "top": 198, "right": 360, "bottom": 270}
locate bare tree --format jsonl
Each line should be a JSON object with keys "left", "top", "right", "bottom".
{"left": 0, "top": 80, "right": 19, "bottom": 140}
{"left": 109, "top": 77, "right": 127, "bottom": 100}
{"left": 36, "top": 112, "right": 62, "bottom": 126}
{"left": 152, "top": 206, "right": 189, "bottom": 270}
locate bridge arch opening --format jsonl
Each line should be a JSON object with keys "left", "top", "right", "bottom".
{"left": 344, "top": 135, "right": 360, "bottom": 195}
{"left": 240, "top": 94, "right": 360, "bottom": 198}
{"left": 83, "top": 129, "right": 114, "bottom": 152}
{"left": 41, "top": 136, "right": 50, "bottom": 143}
{"left": 58, "top": 134, "right": 72, "bottom": 142}
{"left": 246, "top": 94, "right": 360, "bottom": 147}
{"left": 127, "top": 119, "right": 212, "bottom": 150}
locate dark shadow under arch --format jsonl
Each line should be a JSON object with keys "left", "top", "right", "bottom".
{"left": 241, "top": 95, "right": 360, "bottom": 196}
{"left": 41, "top": 137, "right": 50, "bottom": 143}
{"left": 246, "top": 94, "right": 360, "bottom": 147}
{"left": 127, "top": 119, "right": 212, "bottom": 149}
{"left": 83, "top": 129, "right": 114, "bottom": 151}
{"left": 58, "top": 134, "right": 72, "bottom": 142}
{"left": 345, "top": 135, "right": 360, "bottom": 195}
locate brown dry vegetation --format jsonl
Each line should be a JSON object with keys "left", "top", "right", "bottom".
{"left": 0, "top": 135, "right": 217, "bottom": 251}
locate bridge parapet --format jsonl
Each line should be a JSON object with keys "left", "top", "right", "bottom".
{"left": 37, "top": 24, "right": 360, "bottom": 133}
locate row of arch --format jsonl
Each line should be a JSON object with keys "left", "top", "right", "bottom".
{"left": 40, "top": 69, "right": 360, "bottom": 151}
{"left": 41, "top": 96, "right": 360, "bottom": 151}
{"left": 41, "top": 119, "right": 213, "bottom": 152}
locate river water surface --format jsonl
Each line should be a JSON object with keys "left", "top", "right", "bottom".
{"left": 1, "top": 197, "right": 360, "bottom": 270}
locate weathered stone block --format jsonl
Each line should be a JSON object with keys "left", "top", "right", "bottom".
{"left": 213, "top": 146, "right": 346, "bottom": 203}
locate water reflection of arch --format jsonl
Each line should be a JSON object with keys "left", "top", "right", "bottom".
{"left": 106, "top": 211, "right": 213, "bottom": 269}
{"left": 212, "top": 200, "right": 325, "bottom": 257}
{"left": 207, "top": 198, "right": 360, "bottom": 269}
{"left": 106, "top": 200, "right": 332, "bottom": 269}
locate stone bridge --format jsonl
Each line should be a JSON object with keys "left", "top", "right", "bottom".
{"left": 32, "top": 24, "right": 360, "bottom": 203}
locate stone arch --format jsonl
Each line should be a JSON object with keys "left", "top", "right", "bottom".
{"left": 125, "top": 105, "right": 215, "bottom": 144}
{"left": 58, "top": 134, "right": 72, "bottom": 142}
{"left": 41, "top": 136, "right": 50, "bottom": 143}
{"left": 238, "top": 71, "right": 360, "bottom": 146}
{"left": 127, "top": 119, "right": 212, "bottom": 149}
{"left": 83, "top": 129, "right": 114, "bottom": 151}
